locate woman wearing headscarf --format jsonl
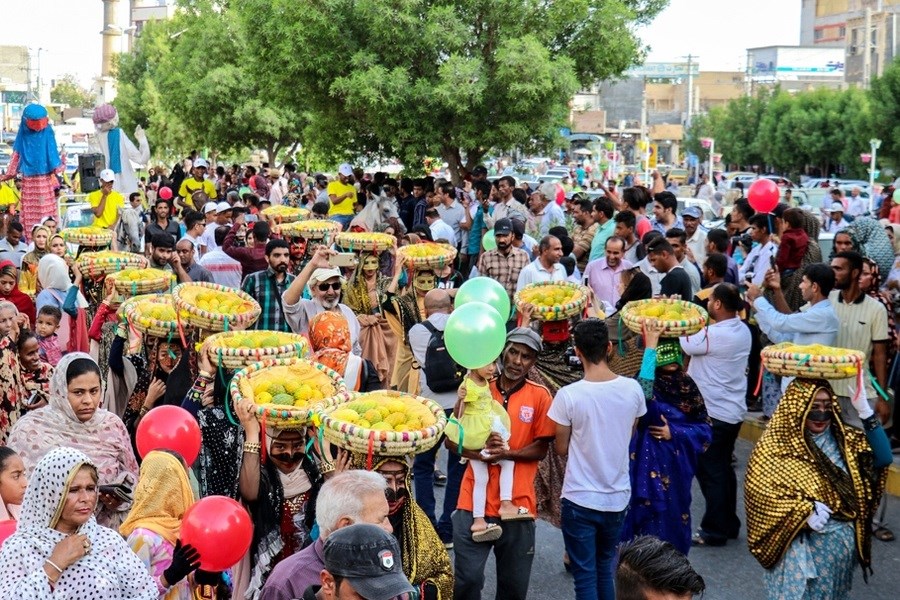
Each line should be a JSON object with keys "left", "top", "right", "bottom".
{"left": 121, "top": 450, "right": 219, "bottom": 600}
{"left": 343, "top": 251, "right": 396, "bottom": 384}
{"left": 619, "top": 322, "right": 712, "bottom": 554}
{"left": 0, "top": 301, "right": 26, "bottom": 444}
{"left": 350, "top": 453, "right": 453, "bottom": 600}
{"left": 36, "top": 254, "right": 90, "bottom": 354}
{"left": 309, "top": 311, "right": 382, "bottom": 393}
{"left": 232, "top": 398, "right": 327, "bottom": 600}
{"left": 745, "top": 379, "right": 892, "bottom": 599}
{"left": 0, "top": 446, "right": 157, "bottom": 599}
{"left": 19, "top": 225, "right": 50, "bottom": 296}
{"left": 0, "top": 259, "right": 35, "bottom": 326}
{"left": 845, "top": 216, "right": 895, "bottom": 280}
{"left": 7, "top": 353, "right": 139, "bottom": 528}
{"left": 781, "top": 210, "right": 823, "bottom": 312}
{"left": 0, "top": 104, "right": 67, "bottom": 236}
{"left": 17, "top": 330, "right": 53, "bottom": 411}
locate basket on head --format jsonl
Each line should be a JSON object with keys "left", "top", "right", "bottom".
{"left": 62, "top": 227, "right": 113, "bottom": 248}
{"left": 279, "top": 220, "right": 341, "bottom": 241}
{"left": 108, "top": 268, "right": 176, "bottom": 297}
{"left": 318, "top": 390, "right": 448, "bottom": 457}
{"left": 121, "top": 293, "right": 188, "bottom": 339}
{"left": 229, "top": 357, "right": 348, "bottom": 428}
{"left": 206, "top": 330, "right": 310, "bottom": 371}
{"left": 396, "top": 242, "right": 458, "bottom": 270}
{"left": 620, "top": 298, "right": 708, "bottom": 337}
{"left": 77, "top": 251, "right": 149, "bottom": 278}
{"left": 262, "top": 205, "right": 310, "bottom": 225}
{"left": 514, "top": 281, "right": 589, "bottom": 321}
{"left": 173, "top": 282, "right": 261, "bottom": 333}
{"left": 761, "top": 343, "right": 865, "bottom": 380}
{"left": 335, "top": 232, "right": 396, "bottom": 254}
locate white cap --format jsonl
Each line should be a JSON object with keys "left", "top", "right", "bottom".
{"left": 829, "top": 202, "right": 844, "bottom": 212}
{"left": 194, "top": 158, "right": 209, "bottom": 169}
{"left": 338, "top": 163, "right": 353, "bottom": 177}
{"left": 309, "top": 267, "right": 345, "bottom": 285}
{"left": 215, "top": 201, "right": 232, "bottom": 214}
{"left": 99, "top": 169, "right": 115, "bottom": 183}
{"left": 202, "top": 201, "right": 218, "bottom": 213}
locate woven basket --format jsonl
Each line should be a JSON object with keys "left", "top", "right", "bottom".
{"left": 397, "top": 243, "right": 458, "bottom": 270}
{"left": 229, "top": 358, "right": 348, "bottom": 427}
{"left": 173, "top": 282, "right": 261, "bottom": 332}
{"left": 62, "top": 227, "right": 113, "bottom": 247}
{"left": 620, "top": 298, "right": 708, "bottom": 337}
{"left": 318, "top": 390, "right": 448, "bottom": 457}
{"left": 335, "top": 232, "right": 396, "bottom": 253}
{"left": 761, "top": 343, "right": 865, "bottom": 380}
{"left": 262, "top": 205, "right": 310, "bottom": 224}
{"left": 109, "top": 268, "right": 175, "bottom": 296}
{"left": 206, "top": 331, "right": 310, "bottom": 370}
{"left": 279, "top": 220, "right": 342, "bottom": 240}
{"left": 514, "top": 281, "right": 589, "bottom": 321}
{"left": 121, "top": 294, "right": 188, "bottom": 339}
{"left": 77, "top": 251, "right": 149, "bottom": 277}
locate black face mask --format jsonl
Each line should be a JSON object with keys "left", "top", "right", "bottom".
{"left": 807, "top": 410, "right": 833, "bottom": 424}
{"left": 270, "top": 451, "right": 304, "bottom": 465}
{"left": 384, "top": 487, "right": 409, "bottom": 504}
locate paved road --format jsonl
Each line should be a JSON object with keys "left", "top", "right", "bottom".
{"left": 431, "top": 439, "right": 900, "bottom": 599}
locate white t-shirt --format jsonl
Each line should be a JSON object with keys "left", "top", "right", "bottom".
{"left": 548, "top": 377, "right": 646, "bottom": 512}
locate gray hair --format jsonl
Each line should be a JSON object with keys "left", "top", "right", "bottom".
{"left": 316, "top": 470, "right": 387, "bottom": 539}
{"left": 0, "top": 301, "right": 18, "bottom": 316}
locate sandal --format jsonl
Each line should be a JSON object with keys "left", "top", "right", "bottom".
{"left": 874, "top": 526, "right": 895, "bottom": 542}
{"left": 500, "top": 506, "right": 535, "bottom": 521}
{"left": 691, "top": 532, "right": 726, "bottom": 547}
{"left": 471, "top": 523, "right": 503, "bottom": 543}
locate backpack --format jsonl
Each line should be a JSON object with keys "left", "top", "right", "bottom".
{"left": 420, "top": 321, "right": 464, "bottom": 393}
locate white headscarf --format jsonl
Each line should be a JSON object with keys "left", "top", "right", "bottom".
{"left": 0, "top": 447, "right": 157, "bottom": 599}
{"left": 37, "top": 254, "right": 88, "bottom": 308}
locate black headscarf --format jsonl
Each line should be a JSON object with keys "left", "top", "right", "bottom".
{"left": 615, "top": 269, "right": 653, "bottom": 312}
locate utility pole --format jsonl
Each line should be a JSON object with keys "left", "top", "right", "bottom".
{"left": 683, "top": 54, "right": 696, "bottom": 130}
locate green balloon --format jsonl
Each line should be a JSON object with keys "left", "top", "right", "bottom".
{"left": 482, "top": 230, "right": 497, "bottom": 251}
{"left": 454, "top": 276, "right": 511, "bottom": 320}
{"left": 445, "top": 302, "right": 507, "bottom": 369}
{"left": 893, "top": 189, "right": 900, "bottom": 204}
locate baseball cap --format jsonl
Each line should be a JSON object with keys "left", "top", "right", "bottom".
{"left": 99, "top": 169, "right": 115, "bottom": 183}
{"left": 506, "top": 327, "right": 543, "bottom": 353}
{"left": 338, "top": 163, "right": 353, "bottom": 177}
{"left": 310, "top": 267, "right": 345, "bottom": 285}
{"left": 494, "top": 218, "right": 513, "bottom": 236}
{"left": 323, "top": 524, "right": 415, "bottom": 600}
{"left": 682, "top": 206, "right": 702, "bottom": 219}
{"left": 194, "top": 158, "right": 209, "bottom": 169}
{"left": 829, "top": 202, "right": 844, "bottom": 212}
{"left": 215, "top": 201, "right": 232, "bottom": 214}
{"left": 202, "top": 201, "right": 218, "bottom": 214}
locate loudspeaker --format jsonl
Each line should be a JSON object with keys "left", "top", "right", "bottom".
{"left": 78, "top": 154, "right": 106, "bottom": 193}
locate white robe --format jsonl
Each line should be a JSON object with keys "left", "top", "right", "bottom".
{"left": 91, "top": 129, "right": 151, "bottom": 196}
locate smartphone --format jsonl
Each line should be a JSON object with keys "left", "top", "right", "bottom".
{"left": 99, "top": 483, "right": 133, "bottom": 502}
{"left": 245, "top": 214, "right": 259, "bottom": 223}
{"left": 22, "top": 390, "right": 40, "bottom": 407}
{"left": 328, "top": 252, "right": 359, "bottom": 268}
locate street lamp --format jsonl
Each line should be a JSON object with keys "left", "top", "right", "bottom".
{"left": 701, "top": 137, "right": 715, "bottom": 183}
{"left": 870, "top": 138, "right": 882, "bottom": 213}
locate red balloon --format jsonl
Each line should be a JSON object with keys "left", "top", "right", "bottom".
{"left": 181, "top": 496, "right": 253, "bottom": 571}
{"left": 135, "top": 406, "right": 201, "bottom": 465}
{"left": 0, "top": 520, "right": 15, "bottom": 547}
{"left": 747, "top": 178, "right": 780, "bottom": 214}
{"left": 159, "top": 186, "right": 173, "bottom": 200}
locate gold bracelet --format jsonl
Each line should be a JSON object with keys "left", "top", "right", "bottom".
{"left": 45, "top": 559, "right": 63, "bottom": 575}
{"left": 319, "top": 462, "right": 335, "bottom": 475}
{"left": 243, "top": 442, "right": 261, "bottom": 454}
{"left": 198, "top": 370, "right": 214, "bottom": 379}
{"left": 139, "top": 406, "right": 151, "bottom": 417}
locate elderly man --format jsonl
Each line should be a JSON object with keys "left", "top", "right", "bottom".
{"left": 846, "top": 186, "right": 867, "bottom": 216}
{"left": 242, "top": 239, "right": 296, "bottom": 332}
{"left": 584, "top": 236, "right": 633, "bottom": 309}
{"left": 283, "top": 245, "right": 361, "bottom": 352}
{"left": 516, "top": 235, "right": 566, "bottom": 291}
{"left": 175, "top": 238, "right": 213, "bottom": 283}
{"left": 260, "top": 470, "right": 392, "bottom": 600}
{"left": 452, "top": 327, "right": 556, "bottom": 600}
{"left": 529, "top": 184, "right": 566, "bottom": 238}
{"left": 682, "top": 206, "right": 707, "bottom": 268}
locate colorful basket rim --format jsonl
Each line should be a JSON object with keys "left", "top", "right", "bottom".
{"left": 77, "top": 252, "right": 148, "bottom": 275}
{"left": 396, "top": 243, "right": 458, "bottom": 268}
{"left": 262, "top": 206, "right": 310, "bottom": 218}
{"left": 279, "top": 220, "right": 342, "bottom": 239}
{"left": 335, "top": 232, "right": 397, "bottom": 253}
{"left": 172, "top": 281, "right": 261, "bottom": 329}
{"left": 122, "top": 293, "right": 188, "bottom": 338}
{"left": 514, "top": 281, "right": 589, "bottom": 321}
{"left": 62, "top": 228, "right": 113, "bottom": 246}
{"left": 206, "top": 331, "right": 310, "bottom": 363}
{"left": 620, "top": 298, "right": 708, "bottom": 335}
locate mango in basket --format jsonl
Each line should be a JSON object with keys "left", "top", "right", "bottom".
{"left": 181, "top": 288, "right": 256, "bottom": 313}
{"left": 116, "top": 268, "right": 173, "bottom": 282}
{"left": 519, "top": 286, "right": 577, "bottom": 308}
{"left": 401, "top": 243, "right": 451, "bottom": 258}
{"left": 66, "top": 226, "right": 110, "bottom": 236}
{"left": 634, "top": 301, "right": 702, "bottom": 322}
{"left": 217, "top": 332, "right": 299, "bottom": 349}
{"left": 331, "top": 395, "right": 437, "bottom": 431}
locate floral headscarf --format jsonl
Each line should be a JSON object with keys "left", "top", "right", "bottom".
{"left": 309, "top": 311, "right": 352, "bottom": 374}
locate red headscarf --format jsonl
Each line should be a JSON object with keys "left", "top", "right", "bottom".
{"left": 0, "top": 260, "right": 36, "bottom": 326}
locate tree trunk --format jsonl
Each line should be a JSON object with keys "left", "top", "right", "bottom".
{"left": 441, "top": 144, "right": 485, "bottom": 186}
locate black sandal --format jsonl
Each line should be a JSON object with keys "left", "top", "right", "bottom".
{"left": 874, "top": 526, "right": 895, "bottom": 542}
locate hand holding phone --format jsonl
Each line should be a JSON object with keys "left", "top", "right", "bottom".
{"left": 328, "top": 252, "right": 359, "bottom": 268}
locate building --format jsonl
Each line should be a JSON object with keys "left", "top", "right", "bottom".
{"left": 746, "top": 45, "right": 846, "bottom": 91}
{"left": 0, "top": 46, "right": 30, "bottom": 134}
{"left": 131, "top": 0, "right": 177, "bottom": 43}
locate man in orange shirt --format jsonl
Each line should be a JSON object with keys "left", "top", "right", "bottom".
{"left": 450, "top": 327, "right": 556, "bottom": 600}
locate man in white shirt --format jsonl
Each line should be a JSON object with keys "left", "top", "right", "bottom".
{"left": 682, "top": 206, "right": 707, "bottom": 268}
{"left": 846, "top": 186, "right": 867, "bottom": 216}
{"left": 549, "top": 318, "right": 646, "bottom": 598}
{"left": 738, "top": 213, "right": 777, "bottom": 287}
{"left": 680, "top": 283, "right": 751, "bottom": 547}
{"left": 822, "top": 202, "right": 850, "bottom": 233}
{"left": 528, "top": 184, "right": 566, "bottom": 238}
{"left": 425, "top": 208, "right": 457, "bottom": 246}
{"left": 696, "top": 174, "right": 715, "bottom": 201}
{"left": 0, "top": 222, "right": 26, "bottom": 269}
{"left": 198, "top": 226, "right": 243, "bottom": 288}
{"left": 268, "top": 167, "right": 288, "bottom": 205}
{"left": 434, "top": 183, "right": 466, "bottom": 250}
{"left": 202, "top": 201, "right": 232, "bottom": 253}
{"left": 516, "top": 235, "right": 566, "bottom": 291}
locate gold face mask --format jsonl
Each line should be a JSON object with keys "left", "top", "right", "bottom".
{"left": 413, "top": 273, "right": 435, "bottom": 292}
{"left": 362, "top": 255, "right": 380, "bottom": 272}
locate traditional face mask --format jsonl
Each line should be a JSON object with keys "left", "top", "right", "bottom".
{"left": 413, "top": 273, "right": 435, "bottom": 292}
{"left": 807, "top": 410, "right": 833, "bottom": 423}
{"left": 363, "top": 255, "right": 380, "bottom": 272}
{"left": 270, "top": 451, "right": 305, "bottom": 465}
{"left": 385, "top": 486, "right": 409, "bottom": 514}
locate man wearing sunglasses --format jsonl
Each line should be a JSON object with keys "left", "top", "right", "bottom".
{"left": 283, "top": 246, "right": 361, "bottom": 354}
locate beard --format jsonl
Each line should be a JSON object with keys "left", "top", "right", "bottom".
{"left": 321, "top": 296, "right": 340, "bottom": 309}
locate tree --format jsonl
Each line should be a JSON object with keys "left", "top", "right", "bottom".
{"left": 50, "top": 74, "right": 94, "bottom": 108}
{"left": 236, "top": 0, "right": 666, "bottom": 182}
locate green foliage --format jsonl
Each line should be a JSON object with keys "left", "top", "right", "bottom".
{"left": 50, "top": 74, "right": 94, "bottom": 109}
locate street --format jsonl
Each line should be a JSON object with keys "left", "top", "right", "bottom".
{"left": 434, "top": 439, "right": 900, "bottom": 599}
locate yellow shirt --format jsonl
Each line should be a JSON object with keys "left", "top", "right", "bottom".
{"left": 87, "top": 189, "right": 125, "bottom": 229}
{"left": 0, "top": 183, "right": 19, "bottom": 207}
{"left": 326, "top": 180, "right": 356, "bottom": 216}
{"left": 178, "top": 178, "right": 217, "bottom": 209}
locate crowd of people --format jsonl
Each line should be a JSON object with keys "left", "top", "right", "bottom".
{"left": 0, "top": 150, "right": 897, "bottom": 600}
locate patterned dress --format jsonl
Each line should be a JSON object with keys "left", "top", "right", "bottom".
{"left": 1, "top": 152, "right": 65, "bottom": 237}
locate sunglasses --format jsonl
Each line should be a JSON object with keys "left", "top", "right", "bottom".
{"left": 317, "top": 282, "right": 342, "bottom": 292}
